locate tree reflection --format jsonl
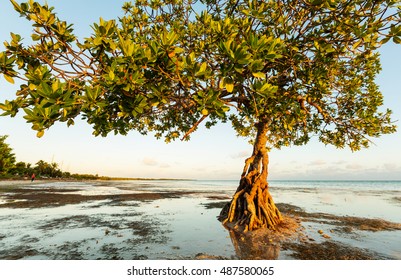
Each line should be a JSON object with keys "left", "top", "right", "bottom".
{"left": 226, "top": 226, "right": 280, "bottom": 260}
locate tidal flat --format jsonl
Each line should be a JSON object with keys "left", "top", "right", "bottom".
{"left": 1, "top": 180, "right": 401, "bottom": 260}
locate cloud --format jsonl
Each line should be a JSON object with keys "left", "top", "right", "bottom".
{"left": 142, "top": 157, "right": 171, "bottom": 169}
{"left": 383, "top": 163, "right": 399, "bottom": 171}
{"left": 230, "top": 150, "right": 249, "bottom": 159}
{"left": 309, "top": 159, "right": 326, "bottom": 166}
{"left": 160, "top": 163, "right": 171, "bottom": 168}
{"left": 142, "top": 157, "right": 158, "bottom": 166}
{"left": 345, "top": 163, "right": 364, "bottom": 170}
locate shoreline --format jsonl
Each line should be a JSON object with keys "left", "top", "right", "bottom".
{"left": 0, "top": 178, "right": 196, "bottom": 189}
{"left": 0, "top": 177, "right": 195, "bottom": 182}
{"left": 3, "top": 178, "right": 401, "bottom": 182}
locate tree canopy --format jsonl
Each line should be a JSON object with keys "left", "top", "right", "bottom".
{"left": 0, "top": 134, "right": 101, "bottom": 179}
{"left": 0, "top": 135, "right": 16, "bottom": 176}
{"left": 1, "top": 0, "right": 399, "bottom": 148}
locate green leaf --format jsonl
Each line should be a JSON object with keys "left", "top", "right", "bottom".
{"left": 4, "top": 75, "right": 15, "bottom": 84}
{"left": 393, "top": 36, "right": 401, "bottom": 44}
{"left": 93, "top": 37, "right": 103, "bottom": 46}
{"left": 219, "top": 77, "right": 235, "bottom": 93}
{"left": 10, "top": 0, "right": 20, "bottom": 10}
{"left": 40, "top": 82, "right": 52, "bottom": 96}
{"left": 36, "top": 130, "right": 45, "bottom": 138}
{"left": 252, "top": 72, "right": 265, "bottom": 79}
{"left": 310, "top": 0, "right": 324, "bottom": 5}
{"left": 199, "top": 62, "right": 207, "bottom": 73}
{"left": 352, "top": 40, "right": 362, "bottom": 50}
{"left": 189, "top": 52, "right": 195, "bottom": 62}
{"left": 225, "top": 80, "right": 234, "bottom": 93}
{"left": 32, "top": 34, "right": 41, "bottom": 41}
{"left": 10, "top": 32, "right": 21, "bottom": 42}
{"left": 219, "top": 78, "right": 225, "bottom": 90}
{"left": 174, "top": 47, "right": 185, "bottom": 54}
{"left": 109, "top": 70, "right": 115, "bottom": 80}
{"left": 51, "top": 80, "right": 60, "bottom": 92}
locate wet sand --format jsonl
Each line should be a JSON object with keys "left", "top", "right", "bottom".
{"left": 1, "top": 180, "right": 400, "bottom": 260}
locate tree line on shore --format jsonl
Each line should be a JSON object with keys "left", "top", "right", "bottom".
{"left": 0, "top": 135, "right": 99, "bottom": 180}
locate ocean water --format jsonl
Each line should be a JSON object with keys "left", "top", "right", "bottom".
{"left": 51, "top": 178, "right": 401, "bottom": 224}
{"left": 268, "top": 180, "right": 401, "bottom": 222}
{"left": 184, "top": 179, "right": 401, "bottom": 191}
{"left": 124, "top": 179, "right": 401, "bottom": 191}
{"left": 269, "top": 180, "right": 401, "bottom": 191}
{"left": 44, "top": 179, "right": 400, "bottom": 222}
{"left": 28, "top": 178, "right": 401, "bottom": 191}
{"left": 128, "top": 179, "right": 401, "bottom": 225}
{"left": 199, "top": 179, "right": 401, "bottom": 222}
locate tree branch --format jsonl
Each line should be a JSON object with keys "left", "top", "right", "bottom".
{"left": 180, "top": 114, "right": 208, "bottom": 141}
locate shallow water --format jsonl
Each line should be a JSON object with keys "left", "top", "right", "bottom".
{"left": 273, "top": 187, "right": 401, "bottom": 222}
{"left": 0, "top": 181, "right": 237, "bottom": 259}
{"left": 0, "top": 180, "right": 400, "bottom": 260}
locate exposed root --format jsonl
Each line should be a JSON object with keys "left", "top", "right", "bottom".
{"left": 221, "top": 176, "right": 283, "bottom": 231}
{"left": 220, "top": 122, "right": 283, "bottom": 231}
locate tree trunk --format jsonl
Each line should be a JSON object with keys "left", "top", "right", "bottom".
{"left": 220, "top": 122, "right": 283, "bottom": 232}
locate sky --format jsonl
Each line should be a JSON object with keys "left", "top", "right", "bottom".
{"left": 1, "top": 0, "right": 401, "bottom": 180}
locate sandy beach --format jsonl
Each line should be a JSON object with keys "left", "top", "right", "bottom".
{"left": 1, "top": 179, "right": 401, "bottom": 260}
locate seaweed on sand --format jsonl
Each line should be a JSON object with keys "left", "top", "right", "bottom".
{"left": 282, "top": 241, "right": 380, "bottom": 260}
{"left": 276, "top": 203, "right": 401, "bottom": 232}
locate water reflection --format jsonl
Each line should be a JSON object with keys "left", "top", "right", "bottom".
{"left": 225, "top": 227, "right": 280, "bottom": 260}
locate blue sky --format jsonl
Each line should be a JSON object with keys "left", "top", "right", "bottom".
{"left": 1, "top": 0, "right": 401, "bottom": 180}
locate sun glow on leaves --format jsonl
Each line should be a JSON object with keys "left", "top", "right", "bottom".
{"left": 0, "top": 0, "right": 399, "bottom": 151}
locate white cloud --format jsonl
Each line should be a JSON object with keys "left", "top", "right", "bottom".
{"left": 160, "top": 163, "right": 170, "bottom": 168}
{"left": 309, "top": 159, "right": 326, "bottom": 166}
{"left": 345, "top": 163, "right": 364, "bottom": 170}
{"left": 142, "top": 157, "right": 158, "bottom": 166}
{"left": 142, "top": 157, "right": 171, "bottom": 169}
{"left": 230, "top": 150, "right": 249, "bottom": 159}
{"left": 383, "top": 163, "right": 399, "bottom": 171}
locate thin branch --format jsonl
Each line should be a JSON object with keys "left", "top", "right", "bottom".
{"left": 180, "top": 114, "right": 208, "bottom": 141}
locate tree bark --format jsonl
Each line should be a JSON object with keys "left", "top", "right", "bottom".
{"left": 220, "top": 122, "right": 283, "bottom": 232}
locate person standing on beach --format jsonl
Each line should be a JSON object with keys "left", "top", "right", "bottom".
{"left": 31, "top": 173, "right": 35, "bottom": 182}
